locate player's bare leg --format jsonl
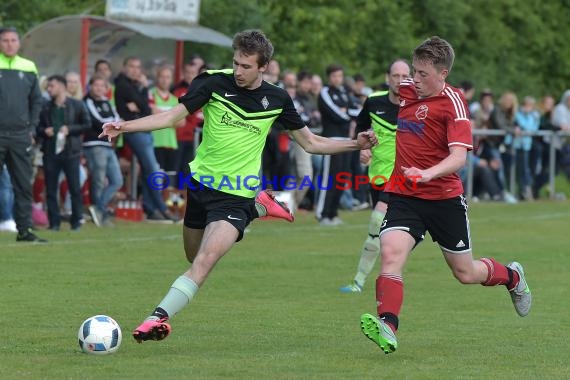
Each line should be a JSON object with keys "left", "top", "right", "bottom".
{"left": 133, "top": 221, "right": 238, "bottom": 343}
{"left": 183, "top": 226, "right": 205, "bottom": 263}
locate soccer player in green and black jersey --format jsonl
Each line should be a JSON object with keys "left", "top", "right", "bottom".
{"left": 100, "top": 29, "right": 378, "bottom": 343}
{"left": 340, "top": 60, "right": 411, "bottom": 293}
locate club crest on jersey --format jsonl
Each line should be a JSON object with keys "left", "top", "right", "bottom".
{"left": 400, "top": 100, "right": 405, "bottom": 107}
{"left": 261, "top": 96, "right": 269, "bottom": 109}
{"left": 415, "top": 104, "right": 429, "bottom": 120}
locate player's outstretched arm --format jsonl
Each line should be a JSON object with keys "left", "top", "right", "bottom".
{"left": 290, "top": 127, "right": 377, "bottom": 155}
{"left": 98, "top": 104, "right": 189, "bottom": 142}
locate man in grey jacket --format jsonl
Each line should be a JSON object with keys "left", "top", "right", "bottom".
{"left": 0, "top": 27, "right": 46, "bottom": 242}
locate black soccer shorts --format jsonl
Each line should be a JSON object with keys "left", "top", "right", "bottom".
{"left": 380, "top": 193, "right": 472, "bottom": 253}
{"left": 184, "top": 178, "right": 256, "bottom": 242}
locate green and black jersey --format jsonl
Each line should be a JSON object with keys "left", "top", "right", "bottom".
{"left": 355, "top": 91, "right": 399, "bottom": 186}
{"left": 179, "top": 69, "right": 305, "bottom": 198}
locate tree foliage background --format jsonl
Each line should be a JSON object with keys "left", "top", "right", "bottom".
{"left": 2, "top": 0, "right": 569, "bottom": 98}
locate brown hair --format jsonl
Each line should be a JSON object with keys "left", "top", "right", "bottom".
{"left": 413, "top": 36, "right": 455, "bottom": 72}
{"left": 325, "top": 63, "right": 344, "bottom": 77}
{"left": 499, "top": 91, "right": 519, "bottom": 121}
{"left": 89, "top": 74, "right": 107, "bottom": 86}
{"left": 232, "top": 29, "right": 274, "bottom": 67}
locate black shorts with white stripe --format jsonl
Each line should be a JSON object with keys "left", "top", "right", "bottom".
{"left": 379, "top": 193, "right": 471, "bottom": 253}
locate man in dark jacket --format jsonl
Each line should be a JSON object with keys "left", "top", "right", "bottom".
{"left": 114, "top": 56, "right": 177, "bottom": 222}
{"left": 0, "top": 27, "right": 46, "bottom": 242}
{"left": 37, "top": 75, "right": 90, "bottom": 230}
{"left": 317, "top": 64, "right": 361, "bottom": 225}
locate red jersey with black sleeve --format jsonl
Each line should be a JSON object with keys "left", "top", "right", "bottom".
{"left": 387, "top": 79, "right": 473, "bottom": 200}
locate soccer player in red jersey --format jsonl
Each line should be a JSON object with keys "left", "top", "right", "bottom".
{"left": 360, "top": 37, "right": 531, "bottom": 354}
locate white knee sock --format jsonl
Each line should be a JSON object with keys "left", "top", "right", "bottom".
{"left": 147, "top": 275, "right": 199, "bottom": 320}
{"left": 354, "top": 210, "right": 384, "bottom": 287}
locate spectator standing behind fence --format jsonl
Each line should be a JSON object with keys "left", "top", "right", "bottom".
{"left": 514, "top": 96, "right": 540, "bottom": 201}
{"left": 295, "top": 71, "right": 321, "bottom": 209}
{"left": 261, "top": 60, "right": 290, "bottom": 191}
{"left": 114, "top": 56, "right": 177, "bottom": 223}
{"left": 297, "top": 71, "right": 321, "bottom": 134}
{"left": 149, "top": 65, "right": 184, "bottom": 174}
{"left": 0, "top": 166, "right": 17, "bottom": 232}
{"left": 551, "top": 90, "right": 570, "bottom": 181}
{"left": 533, "top": 95, "right": 556, "bottom": 198}
{"left": 0, "top": 27, "right": 46, "bottom": 242}
{"left": 94, "top": 59, "right": 115, "bottom": 104}
{"left": 489, "top": 91, "right": 519, "bottom": 195}
{"left": 65, "top": 71, "right": 83, "bottom": 100}
{"left": 459, "top": 80, "right": 476, "bottom": 113}
{"left": 552, "top": 90, "right": 570, "bottom": 131}
{"left": 463, "top": 125, "right": 514, "bottom": 203}
{"left": 285, "top": 73, "right": 313, "bottom": 208}
{"left": 37, "top": 75, "right": 90, "bottom": 231}
{"left": 352, "top": 73, "right": 373, "bottom": 104}
{"left": 472, "top": 89, "right": 494, "bottom": 130}
{"left": 309, "top": 73, "right": 325, "bottom": 205}
{"left": 172, "top": 59, "right": 203, "bottom": 177}
{"left": 83, "top": 75, "right": 123, "bottom": 227}
{"left": 316, "top": 64, "right": 361, "bottom": 225}
{"left": 309, "top": 74, "right": 323, "bottom": 130}
{"left": 472, "top": 90, "right": 517, "bottom": 202}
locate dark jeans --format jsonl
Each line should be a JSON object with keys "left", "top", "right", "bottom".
{"left": 44, "top": 154, "right": 82, "bottom": 228}
{"left": 0, "top": 131, "right": 34, "bottom": 232}
{"left": 176, "top": 140, "right": 195, "bottom": 177}
{"left": 533, "top": 140, "right": 561, "bottom": 197}
{"left": 515, "top": 149, "right": 532, "bottom": 195}
{"left": 155, "top": 147, "right": 178, "bottom": 173}
{"left": 315, "top": 151, "right": 351, "bottom": 219}
{"left": 0, "top": 165, "right": 14, "bottom": 221}
{"left": 123, "top": 132, "right": 166, "bottom": 215}
{"left": 262, "top": 129, "right": 290, "bottom": 191}
{"left": 84, "top": 146, "right": 123, "bottom": 213}
{"left": 473, "top": 165, "right": 501, "bottom": 198}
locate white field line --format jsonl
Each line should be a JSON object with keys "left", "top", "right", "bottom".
{"left": 2, "top": 210, "right": 568, "bottom": 249}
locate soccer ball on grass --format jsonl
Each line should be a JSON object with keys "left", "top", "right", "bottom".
{"left": 78, "top": 315, "right": 122, "bottom": 355}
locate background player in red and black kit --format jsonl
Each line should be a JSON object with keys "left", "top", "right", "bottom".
{"left": 360, "top": 36, "right": 531, "bottom": 354}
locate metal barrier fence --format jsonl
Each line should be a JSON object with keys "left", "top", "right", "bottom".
{"left": 466, "top": 129, "right": 570, "bottom": 200}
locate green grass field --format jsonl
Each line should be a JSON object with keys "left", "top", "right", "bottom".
{"left": 1, "top": 201, "right": 569, "bottom": 379}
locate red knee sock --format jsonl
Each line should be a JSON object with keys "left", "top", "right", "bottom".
{"left": 376, "top": 274, "right": 403, "bottom": 332}
{"left": 480, "top": 257, "right": 519, "bottom": 289}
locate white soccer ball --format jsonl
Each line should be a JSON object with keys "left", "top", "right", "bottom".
{"left": 78, "top": 315, "right": 122, "bottom": 355}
